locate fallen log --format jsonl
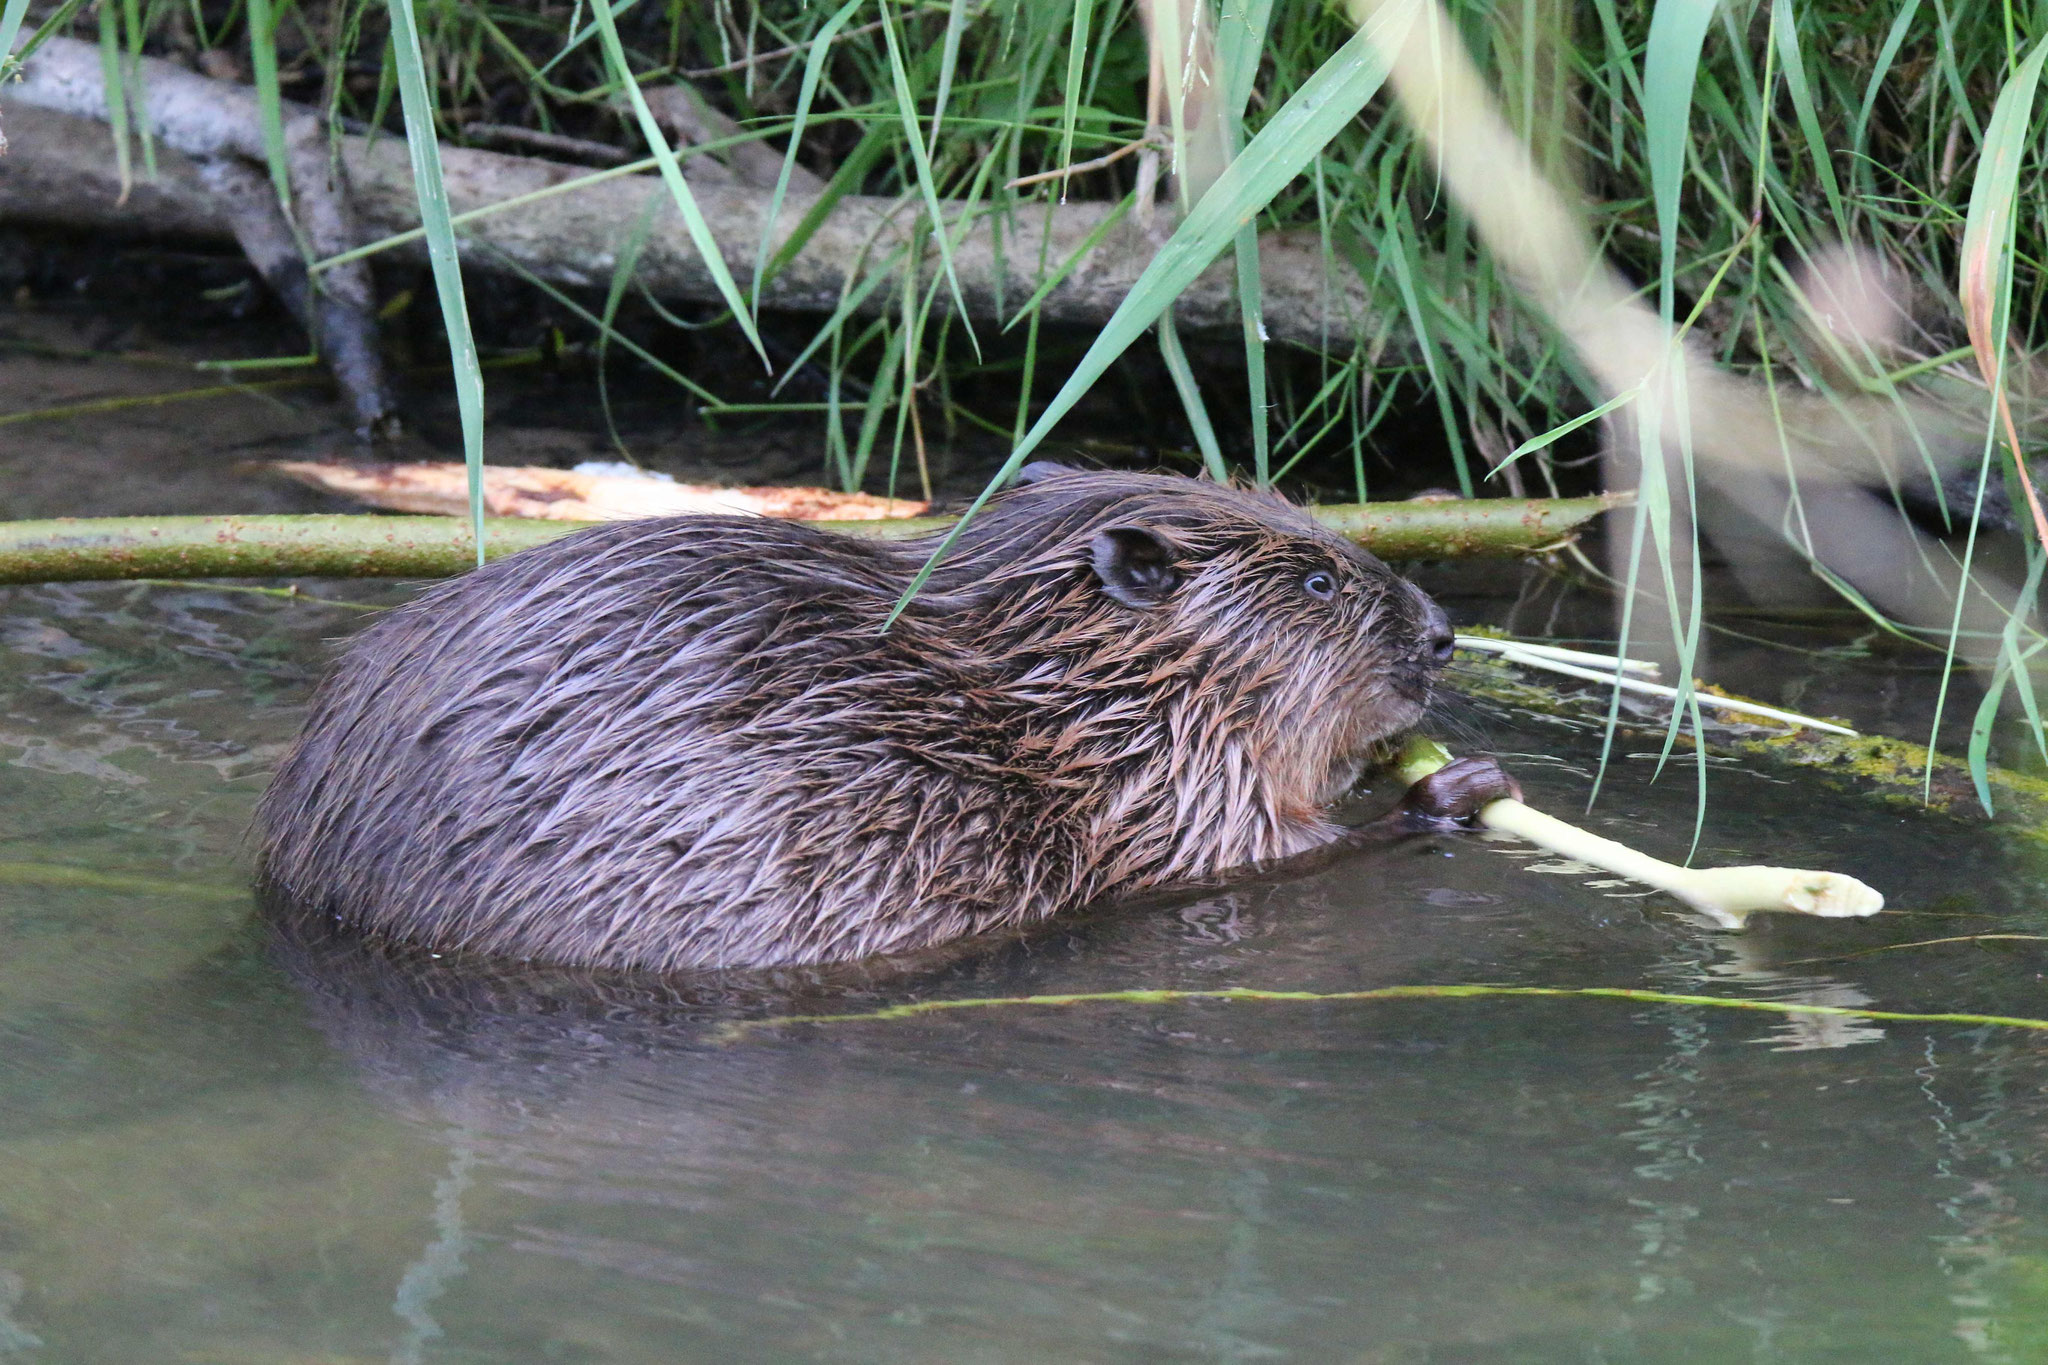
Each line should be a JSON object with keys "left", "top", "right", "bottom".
{"left": 0, "top": 495, "right": 1625, "bottom": 584}
{"left": 0, "top": 38, "right": 1379, "bottom": 348}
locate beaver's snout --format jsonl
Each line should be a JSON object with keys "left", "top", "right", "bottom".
{"left": 1385, "top": 588, "right": 1456, "bottom": 705}
{"left": 1420, "top": 599, "right": 1456, "bottom": 666}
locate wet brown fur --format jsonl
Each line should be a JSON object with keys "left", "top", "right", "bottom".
{"left": 256, "top": 467, "right": 1455, "bottom": 970}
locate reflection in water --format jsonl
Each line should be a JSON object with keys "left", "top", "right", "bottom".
{"left": 390, "top": 1139, "right": 477, "bottom": 1365}
{"left": 1925, "top": 1033, "right": 2027, "bottom": 1362}
{"left": 0, "top": 1272, "right": 40, "bottom": 1356}
{"left": 1707, "top": 937, "right": 1890, "bottom": 1053}
{"left": 1621, "top": 945, "right": 1712, "bottom": 1310}
{"left": 244, "top": 886, "right": 2048, "bottom": 1361}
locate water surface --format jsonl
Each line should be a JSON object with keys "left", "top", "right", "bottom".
{"left": 3, "top": 569, "right": 2046, "bottom": 1365}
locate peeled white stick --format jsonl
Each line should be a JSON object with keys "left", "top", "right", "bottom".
{"left": 1396, "top": 738, "right": 1884, "bottom": 930}
{"left": 1451, "top": 634, "right": 1662, "bottom": 678}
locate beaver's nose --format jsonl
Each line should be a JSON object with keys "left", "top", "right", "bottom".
{"left": 1420, "top": 600, "right": 1456, "bottom": 666}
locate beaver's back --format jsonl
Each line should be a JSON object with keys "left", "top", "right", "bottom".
{"left": 260, "top": 468, "right": 1452, "bottom": 971}
{"left": 258, "top": 515, "right": 1091, "bottom": 970}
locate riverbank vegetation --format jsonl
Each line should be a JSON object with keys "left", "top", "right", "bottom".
{"left": 1, "top": 2, "right": 2037, "bottom": 489}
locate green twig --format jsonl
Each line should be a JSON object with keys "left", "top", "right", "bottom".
{"left": 0, "top": 860, "right": 245, "bottom": 901}
{"left": 1779, "top": 933, "right": 2048, "bottom": 966}
{"left": 712, "top": 983, "right": 2048, "bottom": 1044}
{"left": 127, "top": 579, "right": 390, "bottom": 610}
{"left": 0, "top": 377, "right": 325, "bottom": 426}
{"left": 0, "top": 496, "right": 1627, "bottom": 586}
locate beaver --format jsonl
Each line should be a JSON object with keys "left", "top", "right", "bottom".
{"left": 256, "top": 465, "right": 1516, "bottom": 971}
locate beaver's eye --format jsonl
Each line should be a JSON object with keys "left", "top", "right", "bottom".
{"left": 1302, "top": 571, "right": 1337, "bottom": 600}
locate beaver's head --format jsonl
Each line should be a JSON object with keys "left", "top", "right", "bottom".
{"left": 932, "top": 466, "right": 1454, "bottom": 854}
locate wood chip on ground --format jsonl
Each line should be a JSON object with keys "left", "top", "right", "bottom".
{"left": 262, "top": 460, "right": 932, "bottom": 522}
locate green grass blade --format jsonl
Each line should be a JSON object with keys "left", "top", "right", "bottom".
{"left": 1642, "top": 0, "right": 1717, "bottom": 323}
{"left": 1997, "top": 553, "right": 2048, "bottom": 781}
{"left": 0, "top": 0, "right": 85, "bottom": 77}
{"left": 1377, "top": 182, "right": 1472, "bottom": 497}
{"left": 97, "top": 3, "right": 131, "bottom": 200}
{"left": 1055, "top": 0, "right": 1096, "bottom": 200}
{"left": 1850, "top": 0, "right": 1921, "bottom": 192}
{"left": 246, "top": 0, "right": 293, "bottom": 211}
{"left": 1157, "top": 310, "right": 1229, "bottom": 482}
{"left": 886, "top": 1, "right": 1418, "bottom": 621}
{"left": 886, "top": 244, "right": 941, "bottom": 499}
{"left": 928, "top": 0, "right": 970, "bottom": 150}
{"left": 1218, "top": 0, "right": 1276, "bottom": 115}
{"left": 592, "top": 0, "right": 769, "bottom": 367}
{"left": 536, "top": 0, "right": 633, "bottom": 79}
{"left": 1232, "top": 225, "right": 1270, "bottom": 486}
{"left": 1503, "top": 387, "right": 1639, "bottom": 467}
{"left": 758, "top": 122, "right": 893, "bottom": 294}
{"left": 769, "top": 247, "right": 909, "bottom": 397}
{"left": 1768, "top": 0, "right": 1847, "bottom": 240}
{"left": 1003, "top": 192, "right": 1132, "bottom": 329}
{"left": 119, "top": 0, "right": 154, "bottom": 179}
{"left": 1942, "top": 34, "right": 2048, "bottom": 793}
{"left": 1969, "top": 656, "right": 2015, "bottom": 814}
{"left": 1959, "top": 36, "right": 2048, "bottom": 380}
{"left": 1012, "top": 307, "right": 1041, "bottom": 446}
{"left": 597, "top": 195, "right": 665, "bottom": 455}
{"left": 486, "top": 245, "right": 722, "bottom": 406}
{"left": 1630, "top": 0, "right": 1717, "bottom": 832}
{"left": 853, "top": 320, "right": 909, "bottom": 492}
{"left": 0, "top": 0, "right": 34, "bottom": 80}
{"left": 1270, "top": 351, "right": 1361, "bottom": 457}
{"left": 1927, "top": 0, "right": 1983, "bottom": 143}
{"left": 751, "top": 0, "right": 864, "bottom": 310}
{"left": 387, "top": 0, "right": 488, "bottom": 563}
{"left": 877, "top": 0, "right": 980, "bottom": 359}
{"left": 1221, "top": 0, "right": 1277, "bottom": 487}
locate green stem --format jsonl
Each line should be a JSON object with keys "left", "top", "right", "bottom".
{"left": 711, "top": 983, "right": 2048, "bottom": 1044}
{"left": 0, "top": 860, "right": 245, "bottom": 901}
{"left": 0, "top": 516, "right": 570, "bottom": 585}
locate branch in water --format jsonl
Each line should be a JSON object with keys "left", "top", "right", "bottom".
{"left": 1392, "top": 735, "right": 1884, "bottom": 928}
{"left": 711, "top": 983, "right": 2048, "bottom": 1044}
{"left": 0, "top": 497, "right": 1626, "bottom": 585}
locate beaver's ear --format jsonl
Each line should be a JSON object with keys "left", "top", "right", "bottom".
{"left": 1090, "top": 527, "right": 1179, "bottom": 608}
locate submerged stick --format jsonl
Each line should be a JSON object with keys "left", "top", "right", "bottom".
{"left": 1395, "top": 737, "right": 1884, "bottom": 929}
{"left": 711, "top": 983, "right": 2048, "bottom": 1043}
{"left": 1446, "top": 636, "right": 2048, "bottom": 834}
{"left": 1458, "top": 634, "right": 1857, "bottom": 735}
{"left": 0, "top": 496, "right": 1623, "bottom": 585}
{"left": 0, "top": 860, "right": 246, "bottom": 901}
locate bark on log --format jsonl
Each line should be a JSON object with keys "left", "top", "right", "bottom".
{"left": 0, "top": 497, "right": 1624, "bottom": 585}
{"left": 191, "top": 153, "right": 394, "bottom": 436}
{"left": 285, "top": 113, "right": 394, "bottom": 437}
{"left": 0, "top": 38, "right": 1377, "bottom": 347}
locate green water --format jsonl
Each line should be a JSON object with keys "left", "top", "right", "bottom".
{"left": 2, "top": 572, "right": 2045, "bottom": 1365}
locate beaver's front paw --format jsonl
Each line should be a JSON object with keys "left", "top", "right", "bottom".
{"left": 1402, "top": 756, "right": 1521, "bottom": 827}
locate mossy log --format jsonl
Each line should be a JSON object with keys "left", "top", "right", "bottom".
{"left": 0, "top": 495, "right": 1626, "bottom": 585}
{"left": 1717, "top": 725, "right": 2048, "bottom": 838}
{"left": 1451, "top": 643, "right": 2048, "bottom": 837}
